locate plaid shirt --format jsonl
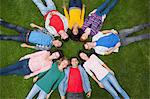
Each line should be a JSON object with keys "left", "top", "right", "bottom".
{"left": 82, "top": 13, "right": 103, "bottom": 36}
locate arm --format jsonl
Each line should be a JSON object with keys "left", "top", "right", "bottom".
{"left": 30, "top": 23, "right": 44, "bottom": 30}
{"left": 105, "top": 42, "right": 121, "bottom": 55}
{"left": 46, "top": 90, "right": 54, "bottom": 99}
{"left": 63, "top": 6, "right": 69, "bottom": 21}
{"left": 21, "top": 43, "right": 36, "bottom": 49}
{"left": 80, "top": 4, "right": 85, "bottom": 27}
{"left": 52, "top": 74, "right": 64, "bottom": 91}
{"left": 101, "top": 30, "right": 112, "bottom": 34}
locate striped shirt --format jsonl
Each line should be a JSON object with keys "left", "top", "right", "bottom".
{"left": 82, "top": 13, "right": 103, "bottom": 36}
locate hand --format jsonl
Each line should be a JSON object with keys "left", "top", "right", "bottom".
{"left": 24, "top": 75, "right": 31, "bottom": 79}
{"left": 61, "top": 96, "right": 65, "bottom": 99}
{"left": 109, "top": 70, "right": 115, "bottom": 75}
{"left": 21, "top": 43, "right": 28, "bottom": 48}
{"left": 33, "top": 76, "right": 38, "bottom": 83}
{"left": 86, "top": 91, "right": 91, "bottom": 98}
{"left": 98, "top": 82, "right": 104, "bottom": 88}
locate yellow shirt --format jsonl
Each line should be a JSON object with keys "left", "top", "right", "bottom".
{"left": 64, "top": 6, "right": 85, "bottom": 29}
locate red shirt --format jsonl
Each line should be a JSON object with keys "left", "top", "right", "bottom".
{"left": 44, "top": 10, "right": 64, "bottom": 33}
{"left": 67, "top": 67, "right": 84, "bottom": 93}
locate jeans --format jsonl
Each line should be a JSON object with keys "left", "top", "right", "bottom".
{"left": 118, "top": 23, "right": 150, "bottom": 46}
{"left": 100, "top": 73, "right": 130, "bottom": 99}
{"left": 96, "top": 0, "right": 118, "bottom": 16}
{"left": 67, "top": 92, "right": 84, "bottom": 99}
{"left": 0, "top": 59, "right": 31, "bottom": 75}
{"left": 0, "top": 20, "right": 29, "bottom": 42}
{"left": 32, "top": 0, "right": 56, "bottom": 16}
{"left": 69, "top": 0, "right": 82, "bottom": 9}
{"left": 26, "top": 84, "right": 47, "bottom": 99}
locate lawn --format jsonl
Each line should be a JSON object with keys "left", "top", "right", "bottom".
{"left": 0, "top": 0, "right": 150, "bottom": 99}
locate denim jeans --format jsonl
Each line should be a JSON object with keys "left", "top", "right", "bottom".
{"left": 0, "top": 59, "right": 31, "bottom": 75}
{"left": 32, "top": 0, "right": 56, "bottom": 16}
{"left": 26, "top": 84, "right": 47, "bottom": 99}
{"left": 69, "top": 0, "right": 82, "bottom": 9}
{"left": 118, "top": 23, "right": 150, "bottom": 46}
{"left": 96, "top": 0, "right": 118, "bottom": 16}
{"left": 0, "top": 20, "right": 29, "bottom": 42}
{"left": 100, "top": 73, "right": 130, "bottom": 99}
{"left": 67, "top": 92, "right": 84, "bottom": 99}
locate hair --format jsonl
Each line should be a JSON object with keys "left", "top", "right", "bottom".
{"left": 63, "top": 37, "right": 69, "bottom": 42}
{"left": 69, "top": 28, "right": 84, "bottom": 41}
{"left": 70, "top": 57, "right": 79, "bottom": 61}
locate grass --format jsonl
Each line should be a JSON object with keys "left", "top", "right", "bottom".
{"left": 0, "top": 0, "right": 150, "bottom": 98}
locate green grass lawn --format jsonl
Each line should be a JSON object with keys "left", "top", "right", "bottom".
{"left": 0, "top": 0, "right": 150, "bottom": 98}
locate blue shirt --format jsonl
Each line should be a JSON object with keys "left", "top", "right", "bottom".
{"left": 96, "top": 33, "right": 120, "bottom": 48}
{"left": 29, "top": 29, "right": 53, "bottom": 46}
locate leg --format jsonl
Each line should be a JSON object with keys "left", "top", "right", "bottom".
{"left": 0, "top": 34, "right": 25, "bottom": 42}
{"left": 0, "top": 20, "right": 29, "bottom": 33}
{"left": 26, "top": 84, "right": 40, "bottom": 99}
{"left": 45, "top": 0, "right": 56, "bottom": 10}
{"left": 107, "top": 73, "right": 130, "bottom": 99}
{"left": 121, "top": 33, "right": 150, "bottom": 46}
{"left": 95, "top": 0, "right": 111, "bottom": 15}
{"left": 69, "top": 0, "right": 82, "bottom": 9}
{"left": 76, "top": 93, "right": 84, "bottom": 99}
{"left": 0, "top": 60, "right": 28, "bottom": 75}
{"left": 119, "top": 23, "right": 150, "bottom": 37}
{"left": 37, "top": 89, "right": 47, "bottom": 99}
{"left": 32, "top": 0, "right": 50, "bottom": 15}
{"left": 101, "top": 74, "right": 120, "bottom": 99}
{"left": 67, "top": 93, "right": 74, "bottom": 99}
{"left": 100, "top": 0, "right": 118, "bottom": 16}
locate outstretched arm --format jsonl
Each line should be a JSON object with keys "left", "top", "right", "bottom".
{"left": 30, "top": 23, "right": 44, "bottom": 30}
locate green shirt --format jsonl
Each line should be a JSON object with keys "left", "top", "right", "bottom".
{"left": 36, "top": 63, "right": 65, "bottom": 94}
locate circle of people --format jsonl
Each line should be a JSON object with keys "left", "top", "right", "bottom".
{"left": 0, "top": 0, "right": 149, "bottom": 99}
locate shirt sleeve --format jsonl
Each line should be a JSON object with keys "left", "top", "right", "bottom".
{"left": 52, "top": 73, "right": 64, "bottom": 90}
{"left": 37, "top": 70, "right": 48, "bottom": 78}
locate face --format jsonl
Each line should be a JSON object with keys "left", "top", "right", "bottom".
{"left": 60, "top": 59, "right": 69, "bottom": 68}
{"left": 71, "top": 58, "right": 79, "bottom": 67}
{"left": 84, "top": 43, "right": 92, "bottom": 50}
{"left": 79, "top": 53, "right": 89, "bottom": 61}
{"left": 53, "top": 40, "right": 62, "bottom": 47}
{"left": 72, "top": 27, "right": 78, "bottom": 35}
{"left": 80, "top": 33, "right": 88, "bottom": 41}
{"left": 60, "top": 31, "right": 69, "bottom": 40}
{"left": 51, "top": 52, "right": 60, "bottom": 59}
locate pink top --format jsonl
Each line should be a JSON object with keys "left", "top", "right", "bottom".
{"left": 24, "top": 51, "right": 53, "bottom": 77}
{"left": 83, "top": 54, "right": 109, "bottom": 81}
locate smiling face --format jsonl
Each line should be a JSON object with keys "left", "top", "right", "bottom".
{"left": 53, "top": 40, "right": 62, "bottom": 48}
{"left": 60, "top": 59, "right": 69, "bottom": 69}
{"left": 84, "top": 43, "right": 93, "bottom": 50}
{"left": 71, "top": 58, "right": 79, "bottom": 67}
{"left": 72, "top": 25, "right": 79, "bottom": 35}
{"left": 79, "top": 52, "right": 89, "bottom": 61}
{"left": 59, "top": 30, "right": 69, "bottom": 40}
{"left": 50, "top": 52, "right": 60, "bottom": 59}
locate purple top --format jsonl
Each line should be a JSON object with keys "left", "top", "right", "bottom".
{"left": 82, "top": 13, "right": 103, "bottom": 36}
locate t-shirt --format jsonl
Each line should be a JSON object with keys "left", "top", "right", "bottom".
{"left": 49, "top": 15, "right": 64, "bottom": 33}
{"left": 36, "top": 63, "right": 65, "bottom": 94}
{"left": 67, "top": 67, "right": 84, "bottom": 93}
{"left": 83, "top": 54, "right": 109, "bottom": 81}
{"left": 29, "top": 29, "right": 53, "bottom": 46}
{"left": 96, "top": 33, "right": 120, "bottom": 48}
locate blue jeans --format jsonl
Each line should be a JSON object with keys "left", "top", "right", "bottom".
{"left": 26, "top": 84, "right": 47, "bottom": 99}
{"left": 0, "top": 59, "right": 31, "bottom": 75}
{"left": 96, "top": 0, "right": 118, "bottom": 16}
{"left": 0, "top": 20, "right": 29, "bottom": 42}
{"left": 100, "top": 73, "right": 130, "bottom": 99}
{"left": 69, "top": 0, "right": 82, "bottom": 9}
{"left": 32, "top": 0, "right": 56, "bottom": 16}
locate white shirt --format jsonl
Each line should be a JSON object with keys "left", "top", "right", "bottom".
{"left": 92, "top": 32, "right": 119, "bottom": 55}
{"left": 83, "top": 54, "right": 109, "bottom": 81}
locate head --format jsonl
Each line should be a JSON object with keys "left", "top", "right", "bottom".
{"left": 53, "top": 40, "right": 62, "bottom": 48}
{"left": 71, "top": 57, "right": 79, "bottom": 67}
{"left": 79, "top": 52, "right": 89, "bottom": 61}
{"left": 84, "top": 42, "right": 94, "bottom": 50}
{"left": 69, "top": 28, "right": 84, "bottom": 41}
{"left": 50, "top": 50, "right": 64, "bottom": 60}
{"left": 59, "top": 58, "right": 69, "bottom": 69}
{"left": 59, "top": 30, "right": 69, "bottom": 40}
{"left": 72, "top": 24, "right": 79, "bottom": 35}
{"left": 80, "top": 33, "right": 89, "bottom": 41}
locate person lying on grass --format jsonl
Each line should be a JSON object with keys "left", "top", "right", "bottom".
{"left": 0, "top": 50, "right": 63, "bottom": 80}
{"left": 63, "top": 0, "right": 85, "bottom": 41}
{"left": 26, "top": 58, "right": 69, "bottom": 99}
{"left": 84, "top": 23, "right": 150, "bottom": 55}
{"left": 32, "top": 0, "right": 69, "bottom": 40}
{"left": 79, "top": 52, "right": 130, "bottom": 99}
{"left": 80, "top": 0, "right": 118, "bottom": 41}
{"left": 59, "top": 57, "right": 91, "bottom": 99}
{"left": 0, "top": 20, "right": 62, "bottom": 50}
